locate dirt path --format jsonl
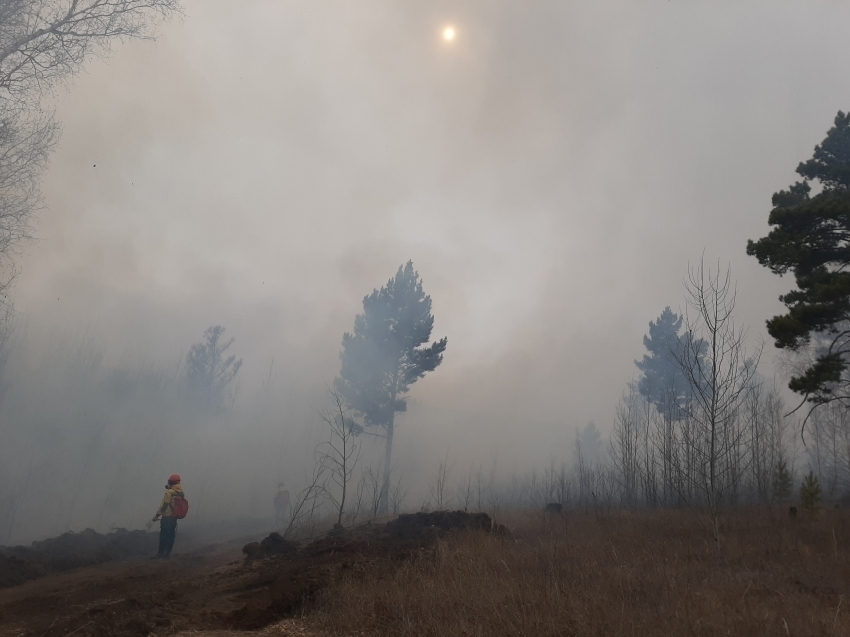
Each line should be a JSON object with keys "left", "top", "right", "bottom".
{"left": 0, "top": 512, "right": 495, "bottom": 637}
{"left": 0, "top": 546, "right": 252, "bottom": 636}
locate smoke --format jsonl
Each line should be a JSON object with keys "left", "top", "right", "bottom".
{"left": 2, "top": 0, "right": 850, "bottom": 541}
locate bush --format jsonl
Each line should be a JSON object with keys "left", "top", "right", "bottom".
{"left": 800, "top": 472, "right": 822, "bottom": 511}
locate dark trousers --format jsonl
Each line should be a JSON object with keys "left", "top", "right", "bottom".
{"left": 158, "top": 517, "right": 178, "bottom": 557}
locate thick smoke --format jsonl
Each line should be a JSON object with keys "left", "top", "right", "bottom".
{"left": 3, "top": 0, "right": 850, "bottom": 541}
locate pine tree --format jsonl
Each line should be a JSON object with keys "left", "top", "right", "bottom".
{"left": 772, "top": 459, "right": 793, "bottom": 503}
{"left": 575, "top": 421, "right": 604, "bottom": 465}
{"left": 186, "top": 325, "right": 242, "bottom": 411}
{"left": 747, "top": 112, "right": 850, "bottom": 407}
{"left": 334, "top": 262, "right": 447, "bottom": 513}
{"left": 635, "top": 307, "right": 701, "bottom": 413}
{"left": 800, "top": 472, "right": 822, "bottom": 511}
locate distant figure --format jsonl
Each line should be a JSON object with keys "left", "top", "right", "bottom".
{"left": 545, "top": 503, "right": 563, "bottom": 515}
{"left": 274, "top": 482, "right": 290, "bottom": 520}
{"left": 789, "top": 506, "right": 798, "bottom": 518}
{"left": 152, "top": 474, "right": 185, "bottom": 558}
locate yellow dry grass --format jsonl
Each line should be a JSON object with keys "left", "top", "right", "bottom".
{"left": 311, "top": 508, "right": 850, "bottom": 637}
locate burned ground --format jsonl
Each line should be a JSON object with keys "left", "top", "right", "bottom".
{"left": 0, "top": 528, "right": 159, "bottom": 588}
{"left": 4, "top": 509, "right": 847, "bottom": 637}
{"left": 0, "top": 511, "right": 495, "bottom": 637}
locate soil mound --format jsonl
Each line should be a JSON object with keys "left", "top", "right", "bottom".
{"left": 242, "top": 531, "right": 299, "bottom": 560}
{"left": 230, "top": 511, "right": 496, "bottom": 629}
{"left": 385, "top": 510, "right": 493, "bottom": 540}
{"left": 0, "top": 528, "right": 157, "bottom": 588}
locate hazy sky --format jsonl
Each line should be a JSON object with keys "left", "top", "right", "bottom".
{"left": 12, "top": 0, "right": 850, "bottom": 467}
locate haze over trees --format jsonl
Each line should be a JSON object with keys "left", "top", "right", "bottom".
{"left": 0, "top": 6, "right": 848, "bottom": 568}
{"left": 0, "top": 0, "right": 181, "bottom": 297}
{"left": 610, "top": 262, "right": 790, "bottom": 541}
{"left": 334, "top": 261, "right": 447, "bottom": 513}
{"left": 574, "top": 421, "right": 603, "bottom": 466}
{"left": 185, "top": 325, "right": 243, "bottom": 412}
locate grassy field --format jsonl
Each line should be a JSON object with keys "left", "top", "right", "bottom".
{"left": 311, "top": 507, "right": 850, "bottom": 637}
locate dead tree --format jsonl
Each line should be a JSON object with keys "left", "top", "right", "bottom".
{"left": 428, "top": 452, "right": 454, "bottom": 510}
{"left": 676, "top": 259, "right": 761, "bottom": 548}
{"left": 281, "top": 461, "right": 328, "bottom": 540}
{"left": 611, "top": 389, "right": 642, "bottom": 507}
{"left": 0, "top": 0, "right": 181, "bottom": 102}
{"left": 318, "top": 390, "right": 361, "bottom": 526}
{"left": 0, "top": 0, "right": 181, "bottom": 291}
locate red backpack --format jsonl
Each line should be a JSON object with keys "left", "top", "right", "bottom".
{"left": 171, "top": 494, "right": 189, "bottom": 519}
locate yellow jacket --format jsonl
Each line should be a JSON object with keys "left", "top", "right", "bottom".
{"left": 156, "top": 483, "right": 185, "bottom": 518}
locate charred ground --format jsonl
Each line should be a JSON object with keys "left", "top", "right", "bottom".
{"left": 0, "top": 511, "right": 498, "bottom": 636}
{"left": 1, "top": 508, "right": 849, "bottom": 637}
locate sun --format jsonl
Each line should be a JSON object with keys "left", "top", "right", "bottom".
{"left": 442, "top": 26, "right": 456, "bottom": 41}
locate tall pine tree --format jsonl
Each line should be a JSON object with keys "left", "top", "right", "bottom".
{"left": 334, "top": 262, "right": 447, "bottom": 512}
{"left": 748, "top": 112, "right": 850, "bottom": 409}
{"left": 635, "top": 307, "right": 695, "bottom": 413}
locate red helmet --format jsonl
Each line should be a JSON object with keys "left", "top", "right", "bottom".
{"left": 168, "top": 474, "right": 181, "bottom": 483}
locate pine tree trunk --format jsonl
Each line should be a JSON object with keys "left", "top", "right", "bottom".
{"left": 379, "top": 370, "right": 400, "bottom": 515}
{"left": 380, "top": 415, "right": 394, "bottom": 514}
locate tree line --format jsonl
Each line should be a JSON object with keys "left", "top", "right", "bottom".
{"left": 600, "top": 112, "right": 850, "bottom": 545}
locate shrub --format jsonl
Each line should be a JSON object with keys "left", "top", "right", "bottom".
{"left": 800, "top": 472, "right": 822, "bottom": 511}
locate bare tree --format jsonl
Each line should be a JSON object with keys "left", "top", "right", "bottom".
{"left": 743, "top": 381, "right": 795, "bottom": 505}
{"left": 281, "top": 461, "right": 328, "bottom": 540}
{"left": 473, "top": 464, "right": 488, "bottom": 512}
{"left": 676, "top": 259, "right": 761, "bottom": 548}
{"left": 353, "top": 465, "right": 383, "bottom": 522}
{"left": 0, "top": 301, "right": 15, "bottom": 385}
{"left": 318, "top": 390, "right": 361, "bottom": 527}
{"left": 0, "top": 0, "right": 181, "bottom": 103}
{"left": 0, "top": 110, "right": 55, "bottom": 293}
{"left": 428, "top": 452, "right": 454, "bottom": 511}
{"left": 807, "top": 402, "right": 850, "bottom": 500}
{"left": 0, "top": 0, "right": 181, "bottom": 290}
{"left": 457, "top": 467, "right": 474, "bottom": 511}
{"left": 388, "top": 471, "right": 410, "bottom": 515}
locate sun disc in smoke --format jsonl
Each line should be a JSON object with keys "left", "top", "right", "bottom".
{"left": 443, "top": 26, "right": 456, "bottom": 42}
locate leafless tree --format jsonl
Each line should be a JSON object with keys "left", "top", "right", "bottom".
{"left": 807, "top": 402, "right": 850, "bottom": 499}
{"left": 537, "top": 462, "right": 570, "bottom": 507}
{"left": 743, "top": 381, "right": 795, "bottom": 505}
{"left": 388, "top": 471, "right": 410, "bottom": 515}
{"left": 0, "top": 301, "right": 15, "bottom": 382}
{"left": 318, "top": 390, "right": 361, "bottom": 526}
{"left": 281, "top": 460, "right": 328, "bottom": 540}
{"left": 676, "top": 259, "right": 761, "bottom": 548}
{"left": 553, "top": 462, "right": 572, "bottom": 507}
{"left": 0, "top": 108, "right": 55, "bottom": 293}
{"left": 474, "top": 463, "right": 487, "bottom": 512}
{"left": 653, "top": 386, "right": 685, "bottom": 506}
{"left": 575, "top": 431, "right": 594, "bottom": 509}
{"left": 457, "top": 467, "right": 474, "bottom": 511}
{"left": 428, "top": 452, "right": 453, "bottom": 510}
{"left": 354, "top": 465, "right": 383, "bottom": 522}
{"left": 611, "top": 388, "right": 643, "bottom": 507}
{"left": 590, "top": 465, "right": 618, "bottom": 521}
{"left": 0, "top": 0, "right": 181, "bottom": 104}
{"left": 0, "top": 0, "right": 181, "bottom": 290}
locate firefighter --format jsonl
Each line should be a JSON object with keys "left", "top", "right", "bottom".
{"left": 274, "top": 482, "right": 290, "bottom": 520}
{"left": 152, "top": 474, "right": 184, "bottom": 558}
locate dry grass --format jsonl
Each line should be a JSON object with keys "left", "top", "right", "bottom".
{"left": 312, "top": 508, "right": 850, "bottom": 636}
